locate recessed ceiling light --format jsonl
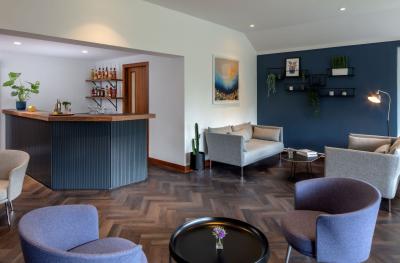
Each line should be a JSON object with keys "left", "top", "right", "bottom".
{"left": 339, "top": 7, "right": 346, "bottom": 11}
{"left": 81, "top": 50, "right": 88, "bottom": 54}
{"left": 249, "top": 24, "right": 255, "bottom": 28}
{"left": 13, "top": 41, "right": 22, "bottom": 45}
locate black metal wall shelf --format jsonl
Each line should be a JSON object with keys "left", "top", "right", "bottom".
{"left": 318, "top": 88, "right": 355, "bottom": 97}
{"left": 285, "top": 83, "right": 309, "bottom": 92}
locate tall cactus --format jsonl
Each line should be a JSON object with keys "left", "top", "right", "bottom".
{"left": 192, "top": 123, "right": 200, "bottom": 155}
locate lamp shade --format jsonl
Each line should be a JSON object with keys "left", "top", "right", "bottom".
{"left": 368, "top": 92, "right": 381, "bottom": 103}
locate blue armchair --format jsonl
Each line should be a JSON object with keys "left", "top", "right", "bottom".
{"left": 18, "top": 205, "right": 147, "bottom": 263}
{"left": 281, "top": 178, "right": 381, "bottom": 262}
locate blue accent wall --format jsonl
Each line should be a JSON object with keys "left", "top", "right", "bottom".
{"left": 257, "top": 41, "right": 399, "bottom": 152}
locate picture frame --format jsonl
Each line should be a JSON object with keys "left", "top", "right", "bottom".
{"left": 212, "top": 55, "right": 239, "bottom": 104}
{"left": 285, "top": 57, "right": 300, "bottom": 77}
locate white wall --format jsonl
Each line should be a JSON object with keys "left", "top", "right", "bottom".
{"left": 0, "top": 51, "right": 94, "bottom": 148}
{"left": 0, "top": 0, "right": 257, "bottom": 166}
{"left": 97, "top": 55, "right": 185, "bottom": 165}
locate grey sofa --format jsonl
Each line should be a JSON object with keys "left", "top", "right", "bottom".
{"left": 325, "top": 133, "right": 400, "bottom": 212}
{"left": 205, "top": 123, "right": 284, "bottom": 179}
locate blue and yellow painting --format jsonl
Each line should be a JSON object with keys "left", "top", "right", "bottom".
{"left": 214, "top": 57, "right": 239, "bottom": 103}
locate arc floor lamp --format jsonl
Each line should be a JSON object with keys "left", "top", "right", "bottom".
{"left": 368, "top": 90, "right": 391, "bottom": 136}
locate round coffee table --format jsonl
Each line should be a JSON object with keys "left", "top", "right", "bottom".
{"left": 169, "top": 217, "right": 269, "bottom": 263}
{"left": 281, "top": 151, "right": 322, "bottom": 179}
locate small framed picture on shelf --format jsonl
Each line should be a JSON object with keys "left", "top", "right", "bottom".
{"left": 285, "top": 57, "right": 300, "bottom": 77}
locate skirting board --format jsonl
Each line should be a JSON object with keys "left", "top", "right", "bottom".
{"left": 148, "top": 158, "right": 210, "bottom": 174}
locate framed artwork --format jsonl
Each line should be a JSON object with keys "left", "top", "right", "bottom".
{"left": 213, "top": 56, "right": 239, "bottom": 104}
{"left": 285, "top": 57, "right": 300, "bottom": 77}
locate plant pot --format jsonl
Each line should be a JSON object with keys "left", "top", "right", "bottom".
{"left": 190, "top": 152, "right": 205, "bottom": 170}
{"left": 331, "top": 68, "right": 349, "bottom": 76}
{"left": 16, "top": 101, "right": 27, "bottom": 111}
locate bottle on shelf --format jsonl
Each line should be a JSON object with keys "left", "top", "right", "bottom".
{"left": 113, "top": 66, "right": 117, "bottom": 79}
{"left": 91, "top": 87, "right": 96, "bottom": 97}
{"left": 97, "top": 67, "right": 102, "bottom": 79}
{"left": 105, "top": 67, "right": 109, "bottom": 79}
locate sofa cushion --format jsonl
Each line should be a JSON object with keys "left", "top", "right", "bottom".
{"left": 232, "top": 122, "right": 253, "bottom": 138}
{"left": 253, "top": 126, "right": 280, "bottom": 142}
{"left": 281, "top": 210, "right": 326, "bottom": 257}
{"left": 208, "top": 125, "right": 232, "bottom": 134}
{"left": 348, "top": 135, "right": 391, "bottom": 152}
{"left": 243, "top": 139, "right": 284, "bottom": 165}
{"left": 228, "top": 129, "right": 251, "bottom": 142}
{"left": 375, "top": 144, "right": 390, "bottom": 154}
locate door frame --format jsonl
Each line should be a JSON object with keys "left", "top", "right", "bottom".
{"left": 122, "top": 62, "right": 149, "bottom": 113}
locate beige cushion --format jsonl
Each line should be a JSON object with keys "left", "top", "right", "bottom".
{"left": 253, "top": 126, "right": 280, "bottom": 142}
{"left": 348, "top": 135, "right": 391, "bottom": 152}
{"left": 375, "top": 144, "right": 391, "bottom": 154}
{"left": 228, "top": 129, "right": 251, "bottom": 142}
{"left": 389, "top": 139, "right": 400, "bottom": 154}
{"left": 208, "top": 125, "right": 232, "bottom": 134}
{"left": 0, "top": 180, "right": 9, "bottom": 201}
{"left": 232, "top": 122, "right": 253, "bottom": 139}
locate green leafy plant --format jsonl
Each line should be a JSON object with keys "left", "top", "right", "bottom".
{"left": 331, "top": 56, "right": 348, "bottom": 69}
{"left": 266, "top": 73, "right": 276, "bottom": 97}
{"left": 308, "top": 89, "right": 320, "bottom": 116}
{"left": 192, "top": 123, "right": 200, "bottom": 155}
{"left": 2, "top": 72, "right": 40, "bottom": 102}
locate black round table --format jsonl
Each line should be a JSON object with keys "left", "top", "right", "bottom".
{"left": 169, "top": 217, "right": 269, "bottom": 263}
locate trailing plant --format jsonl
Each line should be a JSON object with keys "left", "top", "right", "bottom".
{"left": 2, "top": 72, "right": 40, "bottom": 102}
{"left": 331, "top": 56, "right": 348, "bottom": 69}
{"left": 192, "top": 123, "right": 200, "bottom": 155}
{"left": 308, "top": 89, "right": 320, "bottom": 116}
{"left": 266, "top": 73, "right": 276, "bottom": 97}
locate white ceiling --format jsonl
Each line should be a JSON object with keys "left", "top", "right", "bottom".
{"left": 0, "top": 34, "right": 139, "bottom": 60}
{"left": 145, "top": 0, "right": 400, "bottom": 53}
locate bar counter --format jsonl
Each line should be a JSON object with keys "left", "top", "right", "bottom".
{"left": 2, "top": 109, "right": 155, "bottom": 190}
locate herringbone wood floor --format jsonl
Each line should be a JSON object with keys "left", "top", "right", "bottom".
{"left": 0, "top": 157, "right": 398, "bottom": 263}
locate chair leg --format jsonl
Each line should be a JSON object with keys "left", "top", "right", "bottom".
{"left": 5, "top": 203, "right": 10, "bottom": 228}
{"left": 388, "top": 199, "right": 391, "bottom": 213}
{"left": 9, "top": 201, "right": 14, "bottom": 212}
{"left": 285, "top": 245, "right": 292, "bottom": 263}
{"left": 210, "top": 160, "right": 212, "bottom": 170}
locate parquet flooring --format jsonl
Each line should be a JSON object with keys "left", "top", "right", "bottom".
{"left": 0, "top": 157, "right": 398, "bottom": 263}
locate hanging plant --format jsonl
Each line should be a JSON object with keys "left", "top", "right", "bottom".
{"left": 266, "top": 73, "right": 276, "bottom": 97}
{"left": 308, "top": 89, "right": 320, "bottom": 116}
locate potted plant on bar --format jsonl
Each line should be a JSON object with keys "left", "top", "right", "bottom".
{"left": 2, "top": 72, "right": 40, "bottom": 110}
{"left": 190, "top": 123, "right": 205, "bottom": 170}
{"left": 331, "top": 56, "right": 349, "bottom": 76}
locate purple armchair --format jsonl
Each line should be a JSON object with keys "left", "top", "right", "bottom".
{"left": 19, "top": 205, "right": 148, "bottom": 263}
{"left": 281, "top": 178, "right": 381, "bottom": 262}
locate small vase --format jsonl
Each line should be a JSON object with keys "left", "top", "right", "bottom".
{"left": 216, "top": 238, "right": 223, "bottom": 250}
{"left": 16, "top": 101, "right": 27, "bottom": 111}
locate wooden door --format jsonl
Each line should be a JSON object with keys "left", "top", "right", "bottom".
{"left": 122, "top": 62, "right": 149, "bottom": 114}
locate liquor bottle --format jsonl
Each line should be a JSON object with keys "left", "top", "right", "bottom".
{"left": 91, "top": 87, "right": 96, "bottom": 97}
{"left": 98, "top": 67, "right": 102, "bottom": 79}
{"left": 102, "top": 67, "right": 105, "bottom": 79}
{"left": 105, "top": 67, "right": 109, "bottom": 79}
{"left": 93, "top": 69, "right": 98, "bottom": 80}
{"left": 113, "top": 67, "right": 117, "bottom": 79}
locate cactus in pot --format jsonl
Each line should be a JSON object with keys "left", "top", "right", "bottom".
{"left": 192, "top": 123, "right": 200, "bottom": 155}
{"left": 190, "top": 123, "right": 205, "bottom": 170}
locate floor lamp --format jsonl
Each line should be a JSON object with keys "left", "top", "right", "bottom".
{"left": 368, "top": 90, "right": 391, "bottom": 136}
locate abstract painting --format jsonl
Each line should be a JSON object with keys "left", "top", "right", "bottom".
{"left": 213, "top": 56, "right": 239, "bottom": 104}
{"left": 285, "top": 57, "right": 300, "bottom": 77}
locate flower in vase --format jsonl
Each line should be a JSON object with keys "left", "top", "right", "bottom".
{"left": 212, "top": 226, "right": 227, "bottom": 240}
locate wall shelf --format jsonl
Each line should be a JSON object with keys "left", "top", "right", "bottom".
{"left": 318, "top": 88, "right": 355, "bottom": 97}
{"left": 85, "top": 96, "right": 124, "bottom": 111}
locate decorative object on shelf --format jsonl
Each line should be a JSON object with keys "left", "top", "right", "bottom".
{"left": 190, "top": 123, "right": 205, "bottom": 170}
{"left": 2, "top": 72, "right": 40, "bottom": 111}
{"left": 285, "top": 57, "right": 300, "bottom": 77}
{"left": 368, "top": 90, "right": 391, "bottom": 136}
{"left": 308, "top": 89, "right": 320, "bottom": 116}
{"left": 27, "top": 105, "right": 37, "bottom": 112}
{"left": 62, "top": 101, "right": 72, "bottom": 113}
{"left": 212, "top": 226, "right": 227, "bottom": 250}
{"left": 331, "top": 56, "right": 349, "bottom": 76}
{"left": 329, "top": 90, "right": 335, "bottom": 96}
{"left": 52, "top": 99, "right": 63, "bottom": 115}
{"left": 266, "top": 73, "right": 276, "bottom": 96}
{"left": 213, "top": 56, "right": 239, "bottom": 104}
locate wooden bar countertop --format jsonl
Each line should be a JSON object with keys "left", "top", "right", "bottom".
{"left": 2, "top": 109, "right": 155, "bottom": 122}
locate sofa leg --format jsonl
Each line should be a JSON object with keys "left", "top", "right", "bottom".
{"left": 241, "top": 167, "right": 244, "bottom": 182}
{"left": 285, "top": 245, "right": 292, "bottom": 263}
{"left": 388, "top": 199, "right": 391, "bottom": 213}
{"left": 9, "top": 201, "right": 13, "bottom": 212}
{"left": 210, "top": 160, "right": 212, "bottom": 170}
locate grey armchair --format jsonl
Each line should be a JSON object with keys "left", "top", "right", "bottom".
{"left": 19, "top": 205, "right": 148, "bottom": 263}
{"left": 0, "top": 150, "right": 30, "bottom": 227}
{"left": 281, "top": 178, "right": 381, "bottom": 263}
{"left": 325, "top": 133, "right": 400, "bottom": 212}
